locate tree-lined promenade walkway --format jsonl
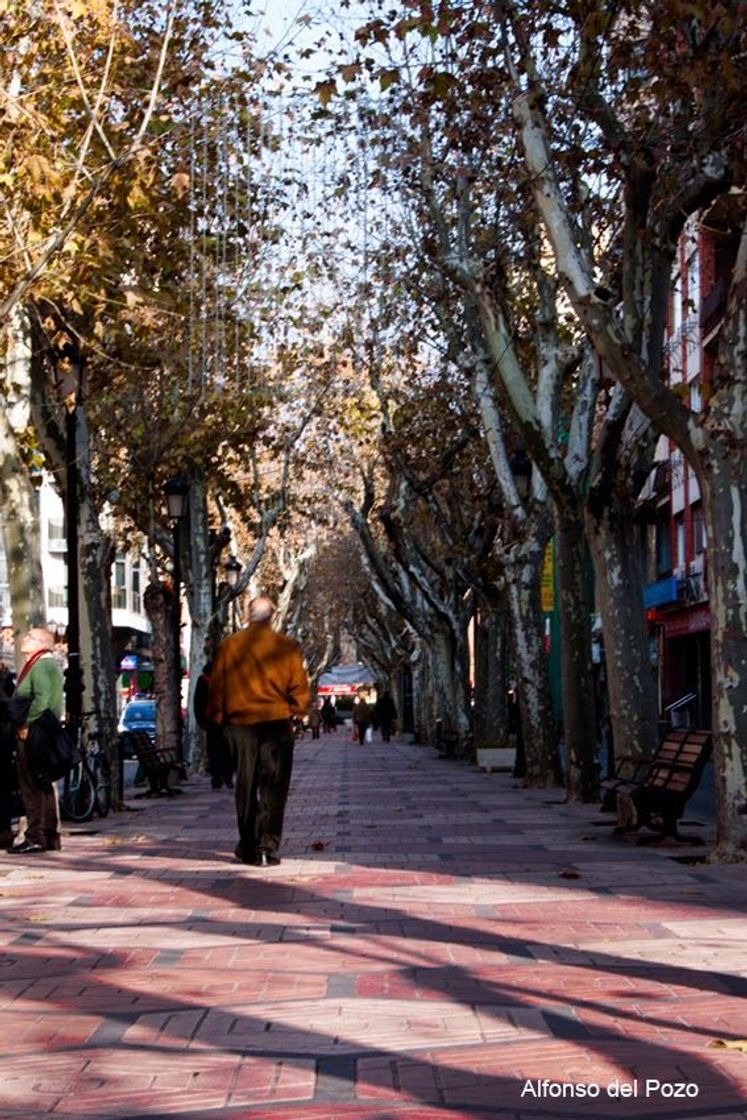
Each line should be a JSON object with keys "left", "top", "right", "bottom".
{"left": 1, "top": 731, "right": 745, "bottom": 1120}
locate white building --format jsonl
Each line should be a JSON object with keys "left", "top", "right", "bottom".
{"left": 0, "top": 475, "right": 151, "bottom": 676}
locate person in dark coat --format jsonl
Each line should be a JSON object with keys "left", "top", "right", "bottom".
{"left": 353, "top": 692, "right": 372, "bottom": 745}
{"left": 194, "top": 660, "right": 234, "bottom": 790}
{"left": 374, "top": 691, "right": 397, "bottom": 742}
{"left": 321, "top": 697, "right": 336, "bottom": 733}
{"left": 308, "top": 704, "right": 321, "bottom": 740}
{"left": 0, "top": 663, "right": 18, "bottom": 850}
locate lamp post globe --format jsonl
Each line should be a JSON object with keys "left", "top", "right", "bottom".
{"left": 224, "top": 555, "right": 242, "bottom": 589}
{"left": 224, "top": 556, "right": 242, "bottom": 631}
{"left": 164, "top": 475, "right": 189, "bottom": 520}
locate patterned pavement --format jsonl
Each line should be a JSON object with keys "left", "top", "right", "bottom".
{"left": 0, "top": 729, "right": 745, "bottom": 1120}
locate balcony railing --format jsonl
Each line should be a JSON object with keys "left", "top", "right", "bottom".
{"left": 701, "top": 276, "right": 729, "bottom": 334}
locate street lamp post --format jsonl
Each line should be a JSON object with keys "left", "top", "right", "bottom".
{"left": 163, "top": 476, "right": 189, "bottom": 765}
{"left": 54, "top": 355, "right": 84, "bottom": 736}
{"left": 224, "top": 555, "right": 242, "bottom": 632}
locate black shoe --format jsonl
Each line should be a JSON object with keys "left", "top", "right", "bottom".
{"left": 234, "top": 844, "right": 257, "bottom": 864}
{"left": 256, "top": 850, "right": 281, "bottom": 867}
{"left": 10, "top": 840, "right": 45, "bottom": 854}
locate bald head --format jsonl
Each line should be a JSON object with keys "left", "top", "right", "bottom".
{"left": 248, "top": 596, "right": 275, "bottom": 624}
{"left": 21, "top": 627, "right": 55, "bottom": 653}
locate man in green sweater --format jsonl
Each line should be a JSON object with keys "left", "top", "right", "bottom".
{"left": 12, "top": 627, "right": 65, "bottom": 854}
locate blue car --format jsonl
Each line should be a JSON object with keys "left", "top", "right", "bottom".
{"left": 118, "top": 698, "right": 156, "bottom": 756}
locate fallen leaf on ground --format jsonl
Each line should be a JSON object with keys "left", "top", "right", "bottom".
{"left": 708, "top": 1039, "right": 747, "bottom": 1052}
{"left": 558, "top": 868, "right": 581, "bottom": 879}
{"left": 310, "top": 840, "right": 327, "bottom": 850}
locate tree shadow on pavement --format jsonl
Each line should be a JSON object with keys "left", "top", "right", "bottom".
{"left": 0, "top": 857, "right": 744, "bottom": 1119}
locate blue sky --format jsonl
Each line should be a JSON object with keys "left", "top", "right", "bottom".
{"left": 250, "top": 1, "right": 366, "bottom": 67}
{"left": 253, "top": 1, "right": 316, "bottom": 50}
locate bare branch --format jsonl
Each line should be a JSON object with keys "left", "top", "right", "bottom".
{"left": 52, "top": 0, "right": 117, "bottom": 161}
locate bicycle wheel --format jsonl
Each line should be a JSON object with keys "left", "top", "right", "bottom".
{"left": 60, "top": 762, "right": 96, "bottom": 822}
{"left": 93, "top": 753, "right": 112, "bottom": 818}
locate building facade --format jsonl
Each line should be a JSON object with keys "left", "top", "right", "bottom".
{"left": 0, "top": 476, "right": 151, "bottom": 694}
{"left": 640, "top": 200, "right": 742, "bottom": 730}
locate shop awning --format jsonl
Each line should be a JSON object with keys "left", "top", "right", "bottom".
{"left": 317, "top": 663, "right": 374, "bottom": 695}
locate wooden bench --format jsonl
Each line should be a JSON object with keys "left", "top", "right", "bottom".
{"left": 600, "top": 729, "right": 690, "bottom": 810}
{"left": 601, "top": 728, "right": 712, "bottom": 844}
{"left": 121, "top": 730, "right": 182, "bottom": 798}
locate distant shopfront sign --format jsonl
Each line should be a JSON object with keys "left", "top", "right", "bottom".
{"left": 119, "top": 654, "right": 139, "bottom": 670}
{"left": 317, "top": 663, "right": 374, "bottom": 696}
{"left": 540, "top": 540, "right": 555, "bottom": 613}
{"left": 662, "top": 607, "right": 710, "bottom": 639}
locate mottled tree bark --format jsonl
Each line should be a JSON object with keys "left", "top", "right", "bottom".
{"left": 473, "top": 604, "right": 510, "bottom": 747}
{"left": 0, "top": 312, "right": 45, "bottom": 654}
{"left": 506, "top": 554, "right": 562, "bottom": 788}
{"left": 144, "top": 582, "right": 180, "bottom": 759}
{"left": 183, "top": 468, "right": 212, "bottom": 771}
{"left": 586, "top": 489, "right": 659, "bottom": 766}
{"left": 555, "top": 508, "right": 598, "bottom": 801}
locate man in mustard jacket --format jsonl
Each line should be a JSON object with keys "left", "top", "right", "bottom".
{"left": 207, "top": 597, "right": 310, "bottom": 866}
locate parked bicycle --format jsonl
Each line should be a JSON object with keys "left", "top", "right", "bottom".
{"left": 58, "top": 712, "right": 112, "bottom": 823}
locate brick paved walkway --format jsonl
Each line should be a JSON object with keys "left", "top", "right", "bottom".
{"left": 1, "top": 730, "right": 745, "bottom": 1119}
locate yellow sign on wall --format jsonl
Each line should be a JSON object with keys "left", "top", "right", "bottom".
{"left": 541, "top": 539, "right": 555, "bottom": 613}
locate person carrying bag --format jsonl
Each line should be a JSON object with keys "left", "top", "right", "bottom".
{"left": 11, "top": 628, "right": 66, "bottom": 854}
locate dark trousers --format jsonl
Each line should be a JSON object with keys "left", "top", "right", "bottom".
{"left": 224, "top": 721, "right": 294, "bottom": 858}
{"left": 0, "top": 729, "right": 18, "bottom": 841}
{"left": 15, "top": 738, "right": 61, "bottom": 849}
{"left": 380, "top": 721, "right": 393, "bottom": 742}
{"left": 355, "top": 721, "right": 369, "bottom": 744}
{"left": 206, "top": 724, "right": 233, "bottom": 788}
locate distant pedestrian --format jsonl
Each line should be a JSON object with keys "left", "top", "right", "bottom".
{"left": 374, "top": 691, "right": 397, "bottom": 742}
{"left": 308, "top": 704, "right": 321, "bottom": 740}
{"left": 207, "top": 597, "right": 310, "bottom": 867}
{"left": 0, "top": 662, "right": 13, "bottom": 697}
{"left": 321, "top": 697, "right": 336, "bottom": 733}
{"left": 353, "top": 692, "right": 372, "bottom": 745}
{"left": 0, "top": 662, "right": 18, "bottom": 850}
{"left": 10, "top": 628, "right": 64, "bottom": 854}
{"left": 194, "top": 659, "right": 234, "bottom": 790}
